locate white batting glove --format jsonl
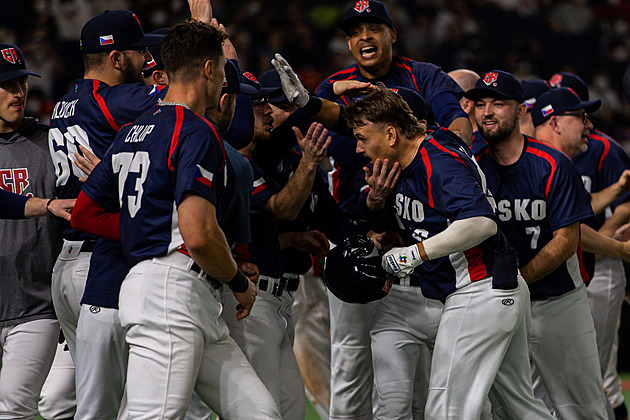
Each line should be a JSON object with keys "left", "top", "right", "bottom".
{"left": 382, "top": 245, "right": 423, "bottom": 277}
{"left": 271, "top": 53, "right": 309, "bottom": 107}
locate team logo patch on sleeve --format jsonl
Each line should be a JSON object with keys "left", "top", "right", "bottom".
{"left": 354, "top": 1, "right": 371, "bottom": 13}
{"left": 541, "top": 104, "right": 554, "bottom": 117}
{"left": 99, "top": 35, "right": 115, "bottom": 46}
{"left": 195, "top": 164, "right": 214, "bottom": 188}
{"left": 252, "top": 177, "right": 267, "bottom": 195}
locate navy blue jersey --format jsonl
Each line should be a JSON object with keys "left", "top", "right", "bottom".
{"left": 49, "top": 80, "right": 167, "bottom": 240}
{"left": 316, "top": 56, "right": 465, "bottom": 219}
{"left": 82, "top": 104, "right": 226, "bottom": 265}
{"left": 573, "top": 129, "right": 630, "bottom": 230}
{"left": 362, "top": 129, "right": 499, "bottom": 300}
{"left": 476, "top": 136, "right": 593, "bottom": 299}
{"left": 316, "top": 56, "right": 465, "bottom": 127}
{"left": 234, "top": 157, "right": 285, "bottom": 278}
{"left": 0, "top": 188, "right": 28, "bottom": 219}
{"left": 470, "top": 130, "right": 487, "bottom": 155}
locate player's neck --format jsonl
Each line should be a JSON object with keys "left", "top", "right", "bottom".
{"left": 163, "top": 84, "right": 205, "bottom": 116}
{"left": 399, "top": 134, "right": 424, "bottom": 169}
{"left": 489, "top": 132, "right": 524, "bottom": 166}
{"left": 358, "top": 60, "right": 392, "bottom": 80}
{"left": 84, "top": 70, "right": 121, "bottom": 87}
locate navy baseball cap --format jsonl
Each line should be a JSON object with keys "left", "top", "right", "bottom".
{"left": 142, "top": 29, "right": 168, "bottom": 78}
{"left": 392, "top": 87, "right": 428, "bottom": 121}
{"left": 80, "top": 10, "right": 162, "bottom": 54}
{"left": 521, "top": 79, "right": 550, "bottom": 110}
{"left": 548, "top": 72, "right": 589, "bottom": 101}
{"left": 244, "top": 71, "right": 282, "bottom": 100}
{"left": 257, "top": 68, "right": 293, "bottom": 103}
{"left": 340, "top": 1, "right": 395, "bottom": 33}
{"left": 222, "top": 61, "right": 260, "bottom": 95}
{"left": 531, "top": 87, "right": 601, "bottom": 127}
{"left": 464, "top": 70, "right": 524, "bottom": 103}
{"left": 0, "top": 44, "right": 40, "bottom": 83}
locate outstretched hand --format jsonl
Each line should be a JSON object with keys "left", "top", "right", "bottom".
{"left": 292, "top": 122, "right": 331, "bottom": 167}
{"left": 333, "top": 80, "right": 377, "bottom": 97}
{"left": 271, "top": 53, "right": 309, "bottom": 107}
{"left": 364, "top": 159, "right": 401, "bottom": 210}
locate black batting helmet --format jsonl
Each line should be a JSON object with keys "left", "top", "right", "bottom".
{"left": 324, "top": 235, "right": 392, "bottom": 304}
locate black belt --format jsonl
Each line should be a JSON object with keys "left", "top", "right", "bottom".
{"left": 190, "top": 262, "right": 222, "bottom": 289}
{"left": 391, "top": 275, "right": 422, "bottom": 287}
{"left": 80, "top": 240, "right": 97, "bottom": 253}
{"left": 258, "top": 274, "right": 300, "bottom": 297}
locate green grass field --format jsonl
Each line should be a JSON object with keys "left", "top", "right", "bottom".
{"left": 34, "top": 372, "right": 630, "bottom": 419}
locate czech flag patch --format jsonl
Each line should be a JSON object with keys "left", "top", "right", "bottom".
{"left": 100, "top": 35, "right": 114, "bottom": 46}
{"left": 195, "top": 164, "right": 214, "bottom": 188}
{"left": 541, "top": 104, "right": 554, "bottom": 117}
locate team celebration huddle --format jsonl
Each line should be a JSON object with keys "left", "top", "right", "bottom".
{"left": 2, "top": 0, "right": 630, "bottom": 419}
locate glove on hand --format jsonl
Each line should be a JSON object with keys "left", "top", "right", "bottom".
{"left": 271, "top": 53, "right": 309, "bottom": 107}
{"left": 382, "top": 245, "right": 423, "bottom": 277}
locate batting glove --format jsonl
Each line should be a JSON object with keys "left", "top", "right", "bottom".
{"left": 271, "top": 53, "right": 309, "bottom": 107}
{"left": 383, "top": 245, "right": 423, "bottom": 277}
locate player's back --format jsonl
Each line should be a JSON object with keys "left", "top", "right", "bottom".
{"left": 88, "top": 104, "right": 226, "bottom": 265}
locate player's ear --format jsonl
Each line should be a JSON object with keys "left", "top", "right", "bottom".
{"left": 218, "top": 93, "right": 229, "bottom": 112}
{"left": 203, "top": 59, "right": 213, "bottom": 80}
{"left": 389, "top": 28, "right": 397, "bottom": 44}
{"left": 346, "top": 36, "right": 352, "bottom": 51}
{"left": 461, "top": 98, "right": 474, "bottom": 115}
{"left": 517, "top": 103, "right": 527, "bottom": 119}
{"left": 549, "top": 116, "right": 561, "bottom": 133}
{"left": 109, "top": 50, "right": 124, "bottom": 70}
{"left": 386, "top": 125, "right": 397, "bottom": 146}
{"left": 152, "top": 70, "right": 167, "bottom": 86}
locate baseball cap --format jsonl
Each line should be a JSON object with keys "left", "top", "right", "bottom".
{"left": 80, "top": 10, "right": 162, "bottom": 54}
{"left": 548, "top": 72, "right": 589, "bottom": 101}
{"left": 464, "top": 70, "right": 524, "bottom": 103}
{"left": 392, "top": 87, "right": 428, "bottom": 121}
{"left": 222, "top": 61, "right": 260, "bottom": 95}
{"left": 531, "top": 87, "right": 601, "bottom": 127}
{"left": 521, "top": 79, "right": 550, "bottom": 110}
{"left": 142, "top": 28, "right": 168, "bottom": 78}
{"left": 244, "top": 71, "right": 282, "bottom": 100}
{"left": 339, "top": 1, "right": 395, "bottom": 33}
{"left": 257, "top": 68, "right": 291, "bottom": 103}
{"left": 0, "top": 44, "right": 40, "bottom": 83}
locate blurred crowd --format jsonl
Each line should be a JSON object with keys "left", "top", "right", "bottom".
{"left": 2, "top": 0, "right": 630, "bottom": 146}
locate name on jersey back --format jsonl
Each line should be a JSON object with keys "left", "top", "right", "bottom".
{"left": 51, "top": 99, "right": 79, "bottom": 119}
{"left": 124, "top": 125, "right": 154, "bottom": 143}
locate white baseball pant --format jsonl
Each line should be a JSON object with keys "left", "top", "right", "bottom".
{"left": 39, "top": 338, "right": 76, "bottom": 419}
{"left": 530, "top": 283, "right": 609, "bottom": 419}
{"left": 221, "top": 283, "right": 306, "bottom": 420}
{"left": 118, "top": 252, "right": 281, "bottom": 420}
{"left": 51, "top": 240, "right": 92, "bottom": 358}
{"left": 426, "top": 276, "right": 553, "bottom": 420}
{"left": 587, "top": 257, "right": 627, "bottom": 411}
{"left": 328, "top": 290, "right": 376, "bottom": 420}
{"left": 0, "top": 319, "right": 59, "bottom": 419}
{"left": 370, "top": 284, "right": 443, "bottom": 420}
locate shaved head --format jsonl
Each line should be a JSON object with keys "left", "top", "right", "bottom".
{"left": 448, "top": 69, "right": 480, "bottom": 92}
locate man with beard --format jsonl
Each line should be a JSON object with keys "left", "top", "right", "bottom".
{"left": 471, "top": 71, "right": 609, "bottom": 419}
{"left": 48, "top": 10, "right": 166, "bottom": 364}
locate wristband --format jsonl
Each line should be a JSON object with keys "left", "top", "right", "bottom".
{"left": 46, "top": 198, "right": 56, "bottom": 214}
{"left": 302, "top": 94, "right": 323, "bottom": 115}
{"left": 228, "top": 269, "right": 249, "bottom": 293}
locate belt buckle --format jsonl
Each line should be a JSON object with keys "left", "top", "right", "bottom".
{"left": 272, "top": 279, "right": 286, "bottom": 297}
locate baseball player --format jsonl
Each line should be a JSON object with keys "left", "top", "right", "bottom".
{"left": 0, "top": 43, "right": 68, "bottom": 420}
{"left": 48, "top": 10, "right": 166, "bottom": 364}
{"left": 315, "top": 3, "right": 470, "bottom": 416}
{"left": 448, "top": 69, "right": 488, "bottom": 154}
{"left": 73, "top": 20, "right": 281, "bottom": 419}
{"left": 471, "top": 71, "right": 608, "bottom": 419}
{"left": 549, "top": 72, "right": 630, "bottom": 420}
{"left": 348, "top": 85, "right": 552, "bottom": 419}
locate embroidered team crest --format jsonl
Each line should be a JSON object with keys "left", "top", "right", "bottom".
{"left": 354, "top": 1, "right": 370, "bottom": 13}
{"left": 549, "top": 73, "right": 563, "bottom": 88}
{"left": 1, "top": 48, "right": 20, "bottom": 64}
{"left": 483, "top": 72, "right": 498, "bottom": 86}
{"left": 398, "top": 255, "right": 407, "bottom": 264}
{"left": 243, "top": 72, "right": 257, "bottom": 82}
{"left": 99, "top": 35, "right": 115, "bottom": 46}
{"left": 541, "top": 104, "right": 554, "bottom": 117}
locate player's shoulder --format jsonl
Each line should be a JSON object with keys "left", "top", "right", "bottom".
{"left": 525, "top": 136, "right": 575, "bottom": 169}
{"left": 590, "top": 128, "right": 626, "bottom": 153}
{"left": 394, "top": 56, "right": 439, "bottom": 73}
{"left": 423, "top": 129, "right": 472, "bottom": 165}
{"left": 99, "top": 81, "right": 164, "bottom": 101}
{"left": 319, "top": 64, "right": 359, "bottom": 85}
